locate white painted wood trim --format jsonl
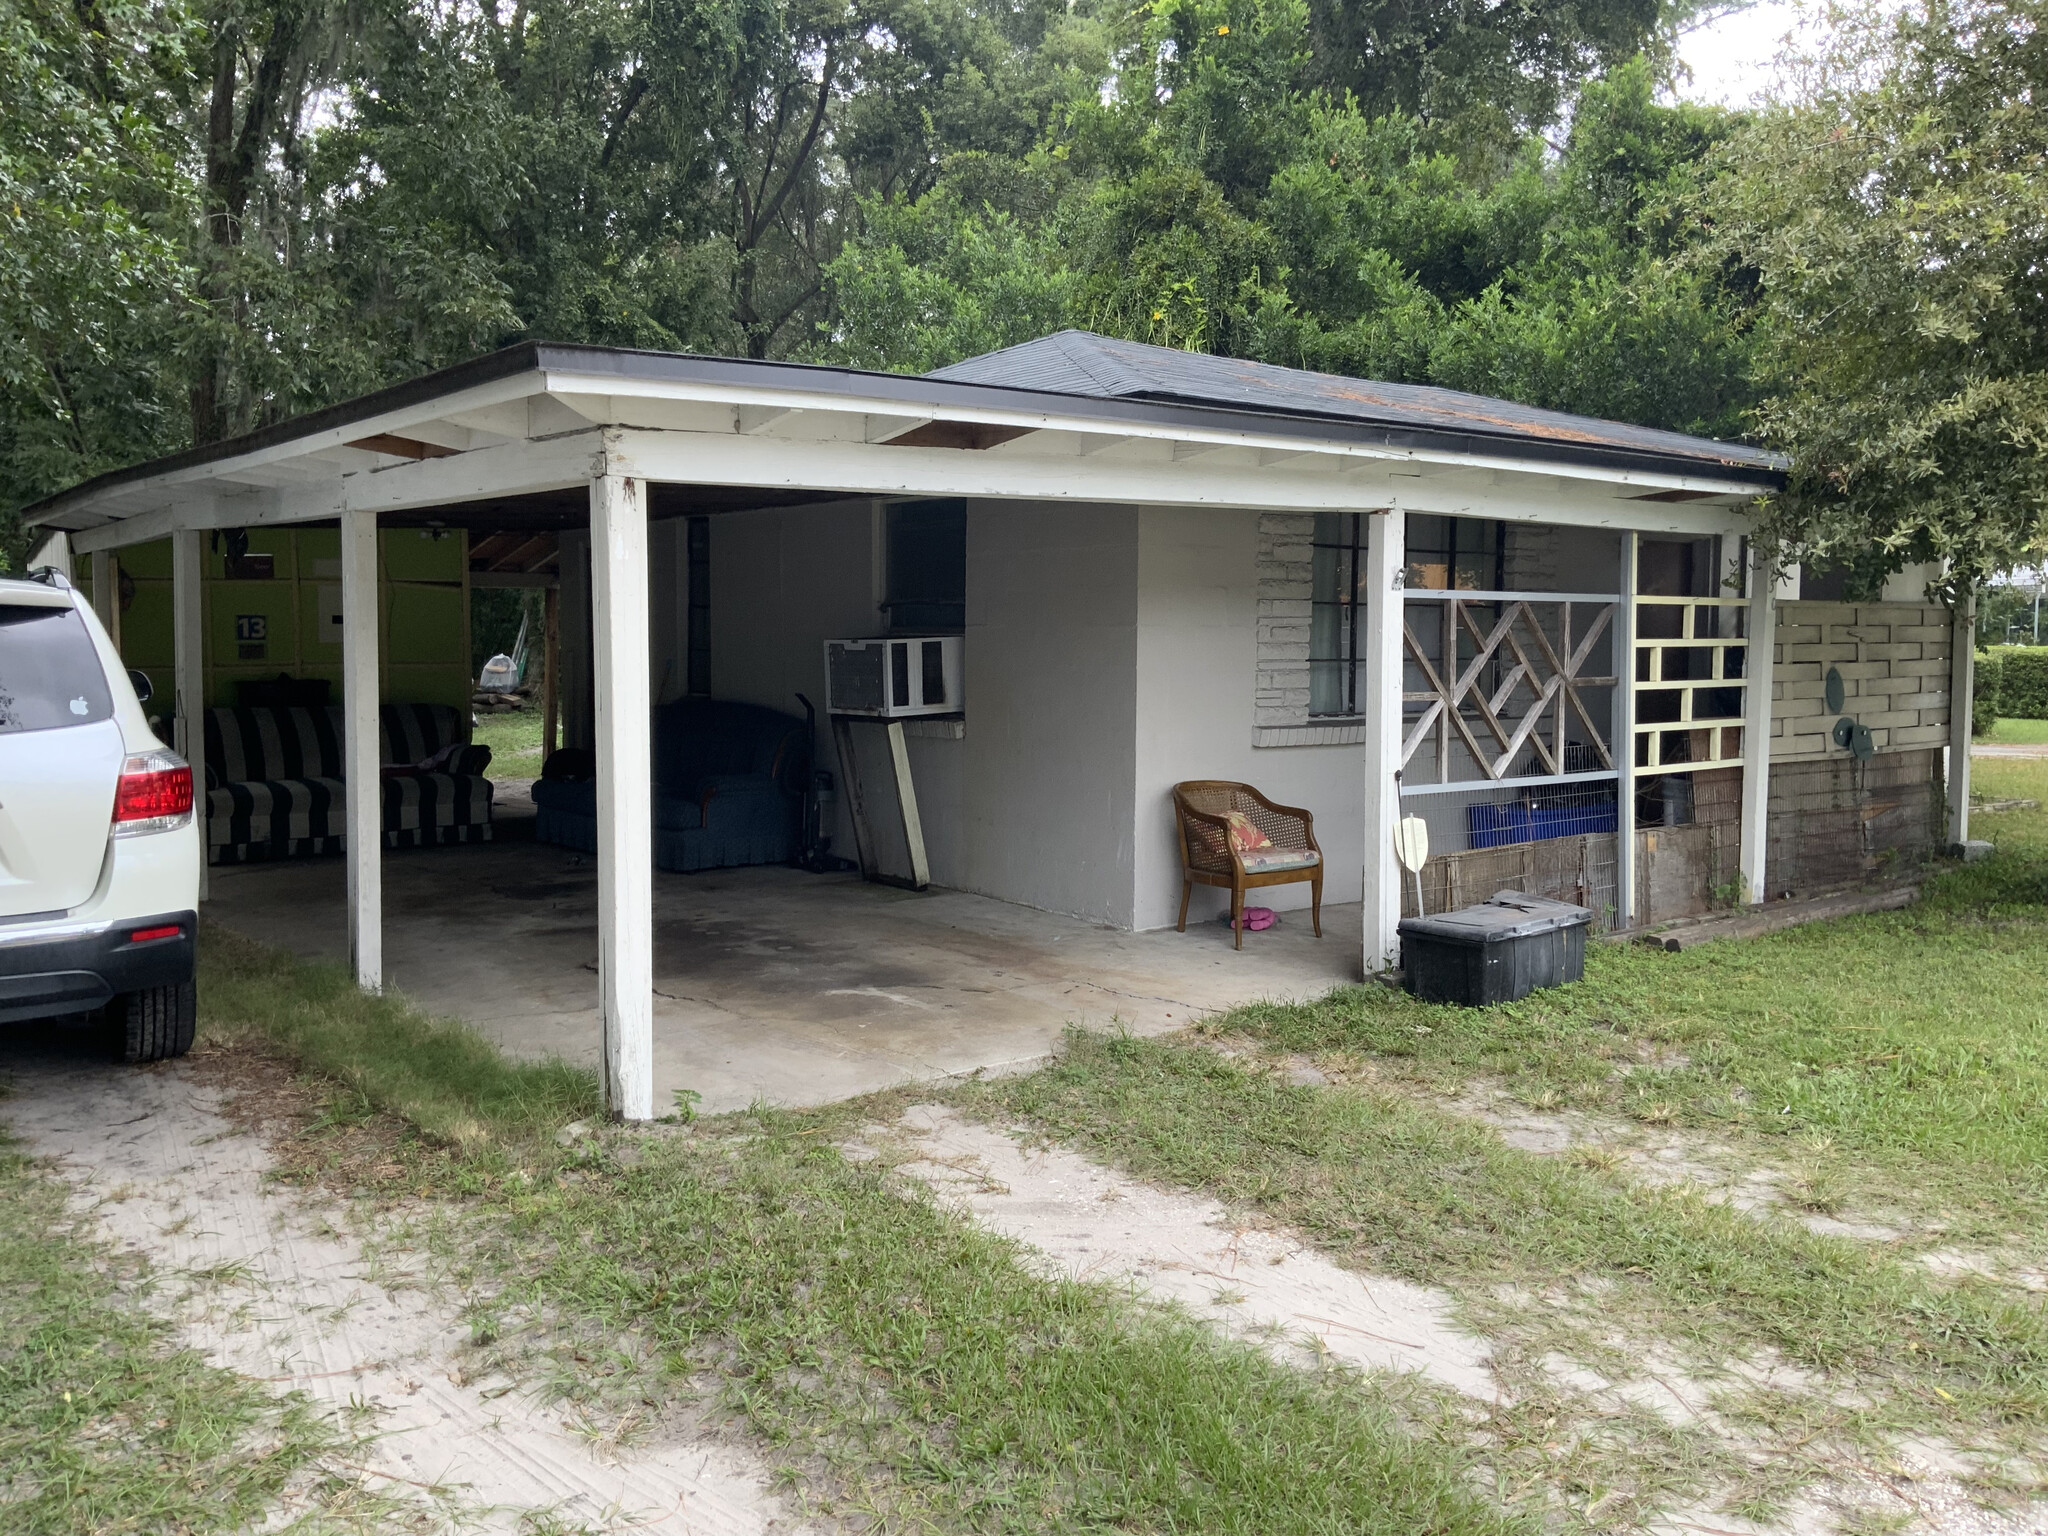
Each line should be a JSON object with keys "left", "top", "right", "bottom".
{"left": 1401, "top": 588, "right": 1624, "bottom": 604}
{"left": 27, "top": 529, "right": 72, "bottom": 575}
{"left": 1738, "top": 548, "right": 1775, "bottom": 905}
{"left": 1948, "top": 594, "right": 1975, "bottom": 847}
{"left": 54, "top": 371, "right": 548, "bottom": 527}
{"left": 605, "top": 430, "right": 1758, "bottom": 536}
{"left": 549, "top": 370, "right": 1778, "bottom": 499}
{"left": 170, "top": 528, "right": 207, "bottom": 903}
{"left": 58, "top": 424, "right": 1766, "bottom": 557}
{"left": 1402, "top": 769, "right": 1619, "bottom": 797}
{"left": 70, "top": 433, "right": 599, "bottom": 552}
{"left": 1614, "top": 532, "right": 1638, "bottom": 930}
{"left": 1362, "top": 508, "right": 1407, "bottom": 973}
{"left": 341, "top": 509, "right": 382, "bottom": 992}
{"left": 885, "top": 719, "right": 931, "bottom": 890}
{"left": 591, "top": 470, "right": 655, "bottom": 1122}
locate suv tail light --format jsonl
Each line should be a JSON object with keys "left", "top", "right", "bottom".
{"left": 112, "top": 750, "right": 195, "bottom": 837}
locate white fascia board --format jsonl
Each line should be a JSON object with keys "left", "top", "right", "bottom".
{"left": 1395, "top": 475, "right": 1757, "bottom": 537}
{"left": 603, "top": 426, "right": 1757, "bottom": 532}
{"left": 39, "top": 370, "right": 551, "bottom": 532}
{"left": 70, "top": 429, "right": 602, "bottom": 552}
{"left": 544, "top": 367, "right": 1778, "bottom": 500}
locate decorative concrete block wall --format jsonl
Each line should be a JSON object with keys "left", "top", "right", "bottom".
{"left": 1254, "top": 511, "right": 1314, "bottom": 728}
{"left": 1770, "top": 601, "right": 1951, "bottom": 760}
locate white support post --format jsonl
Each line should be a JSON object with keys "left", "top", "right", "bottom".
{"left": 171, "top": 529, "right": 209, "bottom": 901}
{"left": 341, "top": 509, "right": 383, "bottom": 993}
{"left": 1615, "top": 532, "right": 1638, "bottom": 931}
{"left": 1947, "top": 591, "right": 1976, "bottom": 848}
{"left": 591, "top": 471, "right": 655, "bottom": 1122}
{"left": 1362, "top": 506, "right": 1406, "bottom": 974}
{"left": 28, "top": 529, "right": 72, "bottom": 578}
{"left": 89, "top": 549, "right": 121, "bottom": 649}
{"left": 1738, "top": 545, "right": 1776, "bottom": 906}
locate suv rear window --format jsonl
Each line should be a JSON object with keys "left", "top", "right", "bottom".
{"left": 0, "top": 603, "right": 115, "bottom": 733}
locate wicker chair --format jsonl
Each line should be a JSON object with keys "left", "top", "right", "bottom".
{"left": 1172, "top": 781, "right": 1323, "bottom": 949}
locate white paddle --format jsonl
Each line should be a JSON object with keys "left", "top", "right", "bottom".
{"left": 1394, "top": 815, "right": 1430, "bottom": 917}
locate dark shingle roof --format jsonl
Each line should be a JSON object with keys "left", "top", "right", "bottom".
{"left": 930, "top": 330, "right": 1782, "bottom": 475}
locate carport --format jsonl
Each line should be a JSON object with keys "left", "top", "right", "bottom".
{"left": 201, "top": 839, "right": 1358, "bottom": 1114}
{"left": 23, "top": 334, "right": 1813, "bottom": 1119}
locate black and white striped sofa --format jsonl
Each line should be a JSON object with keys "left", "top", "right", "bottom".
{"left": 203, "top": 703, "right": 493, "bottom": 864}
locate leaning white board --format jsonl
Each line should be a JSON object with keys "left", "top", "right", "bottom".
{"left": 1394, "top": 816, "right": 1429, "bottom": 919}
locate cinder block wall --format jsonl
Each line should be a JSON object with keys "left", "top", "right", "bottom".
{"left": 1766, "top": 601, "right": 1951, "bottom": 895}
{"left": 1770, "top": 602, "right": 1951, "bottom": 760}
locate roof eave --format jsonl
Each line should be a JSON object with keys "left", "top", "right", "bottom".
{"left": 22, "top": 343, "right": 1784, "bottom": 527}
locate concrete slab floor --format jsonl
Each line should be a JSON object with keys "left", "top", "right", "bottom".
{"left": 203, "top": 839, "right": 1364, "bottom": 1115}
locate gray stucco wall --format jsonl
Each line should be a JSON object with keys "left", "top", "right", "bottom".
{"left": 1133, "top": 506, "right": 1369, "bottom": 932}
{"left": 700, "top": 498, "right": 1142, "bottom": 926}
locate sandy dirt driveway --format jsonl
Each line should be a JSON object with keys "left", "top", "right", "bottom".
{"left": 0, "top": 1032, "right": 809, "bottom": 1536}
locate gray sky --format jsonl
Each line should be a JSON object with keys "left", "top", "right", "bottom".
{"left": 1673, "top": 1, "right": 1811, "bottom": 105}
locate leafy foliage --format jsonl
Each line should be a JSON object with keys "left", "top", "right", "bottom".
{"left": 828, "top": 51, "right": 1759, "bottom": 438}
{"left": 1706, "top": 0, "right": 2048, "bottom": 591}
{"left": 1976, "top": 648, "right": 2004, "bottom": 735}
{"left": 16, "top": 0, "right": 2048, "bottom": 605}
{"left": 1993, "top": 644, "right": 2048, "bottom": 719}
{"left": 0, "top": 0, "right": 194, "bottom": 545}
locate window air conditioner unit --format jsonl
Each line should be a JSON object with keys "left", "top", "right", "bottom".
{"left": 825, "top": 636, "right": 963, "bottom": 718}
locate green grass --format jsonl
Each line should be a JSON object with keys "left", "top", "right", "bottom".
{"left": 204, "top": 930, "right": 1528, "bottom": 1535}
{"left": 472, "top": 709, "right": 547, "bottom": 772}
{"left": 0, "top": 1122, "right": 331, "bottom": 1532}
{"left": 1976, "top": 716, "right": 2048, "bottom": 745}
{"left": 192, "top": 814, "right": 2048, "bottom": 1530}
{"left": 970, "top": 1033, "right": 2048, "bottom": 1424}
{"left": 468, "top": 1114, "right": 1524, "bottom": 1535}
{"left": 1973, "top": 754, "right": 2048, "bottom": 844}
{"left": 201, "top": 922, "right": 597, "bottom": 1147}
{"left": 1141, "top": 810, "right": 2048, "bottom": 1234}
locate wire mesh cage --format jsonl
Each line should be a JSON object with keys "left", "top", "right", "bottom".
{"left": 1399, "top": 777, "right": 1621, "bottom": 927}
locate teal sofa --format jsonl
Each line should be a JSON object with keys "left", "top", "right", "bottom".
{"left": 532, "top": 699, "right": 809, "bottom": 872}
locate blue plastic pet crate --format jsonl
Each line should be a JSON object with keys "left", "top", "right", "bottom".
{"left": 1467, "top": 794, "right": 1618, "bottom": 850}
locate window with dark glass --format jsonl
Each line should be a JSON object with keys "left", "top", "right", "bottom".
{"left": 884, "top": 500, "right": 966, "bottom": 633}
{"left": 1402, "top": 515, "right": 1504, "bottom": 592}
{"left": 0, "top": 604, "right": 114, "bottom": 734}
{"left": 1310, "top": 512, "right": 1366, "bottom": 716}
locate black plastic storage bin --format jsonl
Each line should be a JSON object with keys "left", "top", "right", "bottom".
{"left": 1398, "top": 890, "right": 1592, "bottom": 1006}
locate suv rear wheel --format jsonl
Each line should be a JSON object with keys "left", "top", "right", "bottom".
{"left": 112, "top": 980, "right": 196, "bottom": 1062}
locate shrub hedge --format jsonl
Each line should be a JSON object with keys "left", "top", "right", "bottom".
{"left": 1997, "top": 646, "right": 2048, "bottom": 719}
{"left": 1975, "top": 650, "right": 2003, "bottom": 736}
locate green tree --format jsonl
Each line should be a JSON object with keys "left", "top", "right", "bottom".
{"left": 822, "top": 175, "right": 1071, "bottom": 371}
{"left": 1707, "top": 0, "right": 2048, "bottom": 590}
{"left": 1299, "top": 0, "right": 1660, "bottom": 162}
{"left": 0, "top": 0, "right": 195, "bottom": 559}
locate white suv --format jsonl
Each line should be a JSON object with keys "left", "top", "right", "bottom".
{"left": 0, "top": 569, "right": 200, "bottom": 1060}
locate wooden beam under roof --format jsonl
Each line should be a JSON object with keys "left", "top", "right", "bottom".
{"left": 348, "top": 432, "right": 458, "bottom": 460}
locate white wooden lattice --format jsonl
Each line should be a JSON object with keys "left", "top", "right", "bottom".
{"left": 1632, "top": 595, "right": 1748, "bottom": 773}
{"left": 1401, "top": 594, "right": 1619, "bottom": 782}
